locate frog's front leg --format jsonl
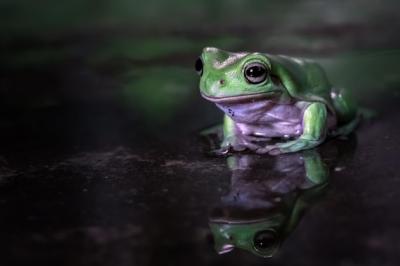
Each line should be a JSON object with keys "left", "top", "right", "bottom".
{"left": 257, "top": 102, "right": 328, "bottom": 155}
{"left": 212, "top": 115, "right": 241, "bottom": 155}
{"left": 213, "top": 115, "right": 258, "bottom": 155}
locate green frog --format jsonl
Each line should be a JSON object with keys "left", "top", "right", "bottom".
{"left": 196, "top": 47, "right": 358, "bottom": 155}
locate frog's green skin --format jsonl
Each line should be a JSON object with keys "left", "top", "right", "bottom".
{"left": 198, "top": 47, "right": 358, "bottom": 155}
{"left": 209, "top": 150, "right": 329, "bottom": 257}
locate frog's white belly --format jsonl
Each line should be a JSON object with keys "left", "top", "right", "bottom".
{"left": 217, "top": 100, "right": 309, "bottom": 138}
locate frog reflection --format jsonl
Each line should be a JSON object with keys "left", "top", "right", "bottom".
{"left": 208, "top": 150, "right": 330, "bottom": 258}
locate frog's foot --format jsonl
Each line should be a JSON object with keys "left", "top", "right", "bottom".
{"left": 209, "top": 136, "right": 241, "bottom": 156}
{"left": 210, "top": 146, "right": 232, "bottom": 156}
{"left": 255, "top": 144, "right": 278, "bottom": 155}
{"left": 210, "top": 144, "right": 246, "bottom": 156}
{"left": 211, "top": 136, "right": 260, "bottom": 156}
{"left": 256, "top": 139, "right": 322, "bottom": 155}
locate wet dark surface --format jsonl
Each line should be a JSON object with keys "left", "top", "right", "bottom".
{"left": 1, "top": 1, "right": 400, "bottom": 265}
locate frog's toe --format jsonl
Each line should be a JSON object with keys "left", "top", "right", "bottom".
{"left": 209, "top": 146, "right": 231, "bottom": 156}
{"left": 241, "top": 141, "right": 260, "bottom": 151}
{"left": 255, "top": 145, "right": 275, "bottom": 154}
{"left": 268, "top": 148, "right": 283, "bottom": 156}
{"left": 275, "top": 139, "right": 319, "bottom": 154}
{"left": 232, "top": 144, "right": 246, "bottom": 152}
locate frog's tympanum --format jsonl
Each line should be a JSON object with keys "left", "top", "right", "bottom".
{"left": 196, "top": 47, "right": 358, "bottom": 155}
{"left": 208, "top": 150, "right": 329, "bottom": 258}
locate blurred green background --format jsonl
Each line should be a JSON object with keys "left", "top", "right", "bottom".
{"left": 1, "top": 0, "right": 400, "bottom": 124}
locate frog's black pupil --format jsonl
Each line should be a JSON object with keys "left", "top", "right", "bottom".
{"left": 195, "top": 57, "right": 203, "bottom": 75}
{"left": 254, "top": 231, "right": 276, "bottom": 251}
{"left": 246, "top": 66, "right": 265, "bottom": 77}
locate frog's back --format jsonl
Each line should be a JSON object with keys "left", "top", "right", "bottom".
{"left": 298, "top": 58, "right": 358, "bottom": 124}
{"left": 268, "top": 54, "right": 357, "bottom": 125}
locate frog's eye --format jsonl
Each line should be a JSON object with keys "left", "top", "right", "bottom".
{"left": 195, "top": 57, "right": 203, "bottom": 76}
{"left": 253, "top": 230, "right": 277, "bottom": 252}
{"left": 244, "top": 62, "right": 268, "bottom": 84}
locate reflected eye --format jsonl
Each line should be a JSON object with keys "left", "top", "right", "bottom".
{"left": 253, "top": 230, "right": 277, "bottom": 251}
{"left": 244, "top": 62, "right": 268, "bottom": 84}
{"left": 195, "top": 57, "right": 203, "bottom": 76}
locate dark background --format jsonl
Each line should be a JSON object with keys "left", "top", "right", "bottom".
{"left": 1, "top": 0, "right": 400, "bottom": 265}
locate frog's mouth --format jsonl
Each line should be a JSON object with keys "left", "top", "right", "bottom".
{"left": 201, "top": 91, "right": 280, "bottom": 104}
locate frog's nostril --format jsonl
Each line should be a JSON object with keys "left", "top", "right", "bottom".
{"left": 219, "top": 79, "right": 225, "bottom": 85}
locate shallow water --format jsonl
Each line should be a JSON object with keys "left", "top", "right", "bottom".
{"left": 1, "top": 1, "right": 400, "bottom": 265}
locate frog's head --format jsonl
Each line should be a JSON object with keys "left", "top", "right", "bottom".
{"left": 196, "top": 47, "right": 282, "bottom": 103}
{"left": 209, "top": 220, "right": 283, "bottom": 258}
